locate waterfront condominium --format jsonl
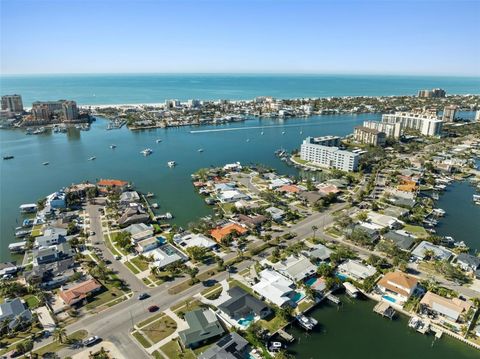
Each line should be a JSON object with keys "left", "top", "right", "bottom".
{"left": 381, "top": 111, "right": 443, "bottom": 137}
{"left": 417, "top": 88, "right": 446, "bottom": 98}
{"left": 353, "top": 126, "right": 386, "bottom": 146}
{"left": 1, "top": 94, "right": 24, "bottom": 113}
{"left": 300, "top": 136, "right": 359, "bottom": 172}
{"left": 363, "top": 120, "right": 402, "bottom": 139}
{"left": 442, "top": 105, "right": 457, "bottom": 122}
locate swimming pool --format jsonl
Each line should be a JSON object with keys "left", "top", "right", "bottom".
{"left": 383, "top": 295, "right": 397, "bottom": 303}
{"left": 305, "top": 277, "right": 317, "bottom": 286}
{"left": 336, "top": 273, "right": 348, "bottom": 281}
{"left": 238, "top": 314, "right": 254, "bottom": 327}
{"left": 292, "top": 292, "right": 305, "bottom": 303}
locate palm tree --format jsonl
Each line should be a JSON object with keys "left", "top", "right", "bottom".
{"left": 311, "top": 225, "right": 318, "bottom": 239}
{"left": 53, "top": 327, "right": 67, "bottom": 344}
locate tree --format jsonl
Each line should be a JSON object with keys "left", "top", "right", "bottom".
{"left": 186, "top": 267, "right": 199, "bottom": 285}
{"left": 356, "top": 211, "right": 368, "bottom": 222}
{"left": 311, "top": 225, "right": 318, "bottom": 240}
{"left": 186, "top": 246, "right": 208, "bottom": 263}
{"left": 317, "top": 263, "right": 334, "bottom": 278}
{"left": 53, "top": 327, "right": 67, "bottom": 344}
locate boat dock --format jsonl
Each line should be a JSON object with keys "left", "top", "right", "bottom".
{"left": 327, "top": 294, "right": 341, "bottom": 305}
{"left": 277, "top": 329, "right": 294, "bottom": 343}
{"left": 343, "top": 282, "right": 359, "bottom": 298}
{"left": 373, "top": 302, "right": 396, "bottom": 319}
{"left": 408, "top": 316, "right": 430, "bottom": 334}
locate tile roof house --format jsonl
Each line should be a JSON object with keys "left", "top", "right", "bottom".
{"left": 210, "top": 223, "right": 248, "bottom": 243}
{"left": 252, "top": 269, "right": 296, "bottom": 307}
{"left": 236, "top": 214, "right": 268, "bottom": 229}
{"left": 59, "top": 279, "right": 102, "bottom": 306}
{"left": 119, "top": 191, "right": 140, "bottom": 205}
{"left": 277, "top": 184, "right": 301, "bottom": 194}
{"left": 420, "top": 291, "right": 472, "bottom": 322}
{"left": 0, "top": 298, "right": 33, "bottom": 330}
{"left": 178, "top": 309, "right": 225, "bottom": 348}
{"left": 377, "top": 271, "right": 419, "bottom": 304}
{"left": 97, "top": 179, "right": 129, "bottom": 194}
{"left": 218, "top": 286, "right": 271, "bottom": 322}
{"left": 199, "top": 332, "right": 250, "bottom": 359}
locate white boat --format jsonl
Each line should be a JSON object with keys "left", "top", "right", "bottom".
{"left": 432, "top": 208, "right": 445, "bottom": 216}
{"left": 260, "top": 131, "right": 264, "bottom": 135}
{"left": 282, "top": 131, "right": 286, "bottom": 135}
{"left": 296, "top": 314, "right": 317, "bottom": 330}
{"left": 246, "top": 139, "right": 250, "bottom": 142}
{"left": 88, "top": 156, "right": 96, "bottom": 161}
{"left": 110, "top": 144, "right": 117, "bottom": 149}
{"left": 473, "top": 194, "right": 480, "bottom": 204}
{"left": 167, "top": 161, "right": 176, "bottom": 167}
{"left": 42, "top": 162, "right": 49, "bottom": 166}
{"left": 198, "top": 149, "right": 204, "bottom": 152}
{"left": 141, "top": 148, "right": 153, "bottom": 156}
{"left": 151, "top": 203, "right": 159, "bottom": 209}
{"left": 343, "top": 282, "right": 359, "bottom": 298}
{"left": 156, "top": 139, "right": 162, "bottom": 143}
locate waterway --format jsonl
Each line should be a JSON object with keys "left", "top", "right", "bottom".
{"left": 287, "top": 295, "right": 479, "bottom": 359}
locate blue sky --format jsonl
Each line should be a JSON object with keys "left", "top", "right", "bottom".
{"left": 1, "top": 0, "right": 479, "bottom": 75}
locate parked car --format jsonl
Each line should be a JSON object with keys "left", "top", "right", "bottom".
{"left": 138, "top": 293, "right": 150, "bottom": 300}
{"left": 148, "top": 305, "right": 159, "bottom": 312}
{"left": 89, "top": 231, "right": 96, "bottom": 236}
{"left": 115, "top": 255, "right": 122, "bottom": 260}
{"left": 83, "top": 336, "right": 100, "bottom": 346}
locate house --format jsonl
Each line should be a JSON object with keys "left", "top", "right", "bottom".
{"left": 306, "top": 243, "right": 333, "bottom": 262}
{"left": 0, "top": 298, "right": 32, "bottom": 330}
{"left": 337, "top": 260, "right": 376, "bottom": 281}
{"left": 59, "top": 279, "right": 102, "bottom": 306}
{"left": 45, "top": 191, "right": 66, "bottom": 209}
{"left": 277, "top": 184, "right": 301, "bottom": 194}
{"left": 377, "top": 271, "right": 419, "bottom": 304}
{"left": 346, "top": 223, "right": 380, "bottom": 243}
{"left": 252, "top": 269, "right": 296, "bottom": 307}
{"left": 218, "top": 190, "right": 249, "bottom": 203}
{"left": 298, "top": 191, "right": 324, "bottom": 206}
{"left": 218, "top": 286, "right": 271, "bottom": 322}
{"left": 210, "top": 223, "right": 248, "bottom": 243}
{"left": 223, "top": 162, "right": 242, "bottom": 171}
{"left": 456, "top": 253, "right": 480, "bottom": 273}
{"left": 316, "top": 184, "right": 340, "bottom": 196}
{"left": 174, "top": 233, "right": 217, "bottom": 250}
{"left": 178, "top": 309, "right": 225, "bottom": 349}
{"left": 274, "top": 255, "right": 317, "bottom": 282}
{"left": 411, "top": 241, "right": 453, "bottom": 261}
{"left": 118, "top": 204, "right": 150, "bottom": 227}
{"left": 234, "top": 200, "right": 260, "bottom": 210}
{"left": 97, "top": 179, "right": 129, "bottom": 194}
{"left": 136, "top": 237, "right": 159, "bottom": 253}
{"left": 268, "top": 178, "right": 291, "bottom": 190}
{"left": 382, "top": 230, "right": 416, "bottom": 251}
{"left": 32, "top": 243, "right": 74, "bottom": 266}
{"left": 265, "top": 207, "right": 285, "bottom": 222}
{"left": 35, "top": 227, "right": 67, "bottom": 247}
{"left": 420, "top": 291, "right": 472, "bottom": 323}
{"left": 119, "top": 191, "right": 140, "bottom": 205}
{"left": 367, "top": 212, "right": 403, "bottom": 229}
{"left": 26, "top": 257, "right": 75, "bottom": 288}
{"left": 236, "top": 214, "right": 268, "bottom": 229}
{"left": 150, "top": 244, "right": 186, "bottom": 269}
{"left": 125, "top": 223, "right": 154, "bottom": 242}
{"left": 199, "top": 332, "right": 250, "bottom": 359}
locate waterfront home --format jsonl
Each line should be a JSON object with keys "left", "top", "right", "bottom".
{"left": 265, "top": 207, "right": 285, "bottom": 222}
{"left": 223, "top": 162, "right": 242, "bottom": 172}
{"left": 411, "top": 241, "right": 453, "bottom": 261}
{"left": 383, "top": 205, "right": 410, "bottom": 219}
{"left": 420, "top": 291, "right": 472, "bottom": 323}
{"left": 234, "top": 199, "right": 260, "bottom": 210}
{"left": 382, "top": 230, "right": 416, "bottom": 251}
{"left": 34, "top": 226, "right": 67, "bottom": 247}
{"left": 97, "top": 179, "right": 129, "bottom": 194}
{"left": 0, "top": 298, "right": 32, "bottom": 330}
{"left": 32, "top": 243, "right": 74, "bottom": 266}
{"left": 59, "top": 278, "right": 102, "bottom": 306}
{"left": 235, "top": 214, "right": 268, "bottom": 229}
{"left": 210, "top": 222, "right": 248, "bottom": 243}
{"left": 367, "top": 211, "right": 403, "bottom": 230}
{"left": 214, "top": 183, "right": 236, "bottom": 192}
{"left": 218, "top": 286, "right": 271, "bottom": 324}
{"left": 199, "top": 332, "right": 250, "bottom": 359}
{"left": 19, "top": 203, "right": 37, "bottom": 213}
{"left": 150, "top": 244, "right": 186, "bottom": 270}
{"left": 268, "top": 177, "right": 292, "bottom": 190}
{"left": 377, "top": 271, "right": 419, "bottom": 305}
{"left": 178, "top": 309, "right": 225, "bottom": 349}
{"left": 218, "top": 189, "right": 249, "bottom": 203}
{"left": 455, "top": 253, "right": 480, "bottom": 275}
{"left": 45, "top": 191, "right": 66, "bottom": 209}
{"left": 119, "top": 190, "right": 140, "bottom": 205}
{"left": 65, "top": 182, "right": 96, "bottom": 198}
{"left": 337, "top": 259, "right": 377, "bottom": 281}
{"left": 0, "top": 262, "right": 17, "bottom": 276}
{"left": 252, "top": 269, "right": 297, "bottom": 307}
{"left": 317, "top": 183, "right": 340, "bottom": 196}
{"left": 118, "top": 203, "right": 150, "bottom": 227}
{"left": 25, "top": 257, "right": 75, "bottom": 288}
{"left": 273, "top": 255, "right": 317, "bottom": 282}
{"left": 305, "top": 243, "right": 333, "bottom": 262}
{"left": 136, "top": 237, "right": 159, "bottom": 253}
{"left": 125, "top": 223, "right": 154, "bottom": 242}
{"left": 174, "top": 232, "right": 217, "bottom": 250}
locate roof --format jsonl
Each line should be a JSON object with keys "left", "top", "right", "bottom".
{"left": 59, "top": 279, "right": 101, "bottom": 305}
{"left": 275, "top": 255, "right": 317, "bottom": 282}
{"left": 420, "top": 291, "right": 472, "bottom": 321}
{"left": 210, "top": 223, "right": 247, "bottom": 242}
{"left": 456, "top": 253, "right": 480, "bottom": 269}
{"left": 178, "top": 233, "right": 217, "bottom": 249}
{"left": 412, "top": 241, "right": 453, "bottom": 260}
{"left": 252, "top": 269, "right": 295, "bottom": 307}
{"left": 199, "top": 332, "right": 249, "bottom": 359}
{"left": 0, "top": 298, "right": 32, "bottom": 328}
{"left": 278, "top": 184, "right": 301, "bottom": 193}
{"left": 178, "top": 309, "right": 225, "bottom": 347}
{"left": 383, "top": 231, "right": 415, "bottom": 250}
{"left": 97, "top": 179, "right": 128, "bottom": 187}
{"left": 317, "top": 184, "right": 340, "bottom": 195}
{"left": 308, "top": 244, "right": 333, "bottom": 261}
{"left": 338, "top": 260, "right": 377, "bottom": 280}
{"left": 377, "top": 272, "right": 418, "bottom": 297}
{"left": 298, "top": 191, "right": 324, "bottom": 204}
{"left": 137, "top": 237, "right": 158, "bottom": 248}
{"left": 218, "top": 286, "right": 269, "bottom": 319}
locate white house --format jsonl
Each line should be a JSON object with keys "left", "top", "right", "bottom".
{"left": 273, "top": 255, "right": 317, "bottom": 282}
{"left": 337, "top": 260, "right": 376, "bottom": 281}
{"left": 252, "top": 269, "right": 296, "bottom": 307}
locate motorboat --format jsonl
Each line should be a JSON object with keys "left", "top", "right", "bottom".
{"left": 198, "top": 148, "right": 204, "bottom": 152}
{"left": 156, "top": 139, "right": 162, "bottom": 143}
{"left": 110, "top": 144, "right": 117, "bottom": 149}
{"left": 141, "top": 148, "right": 153, "bottom": 156}
{"left": 296, "top": 314, "right": 318, "bottom": 330}
{"left": 3, "top": 155, "right": 14, "bottom": 160}
{"left": 88, "top": 156, "right": 96, "bottom": 161}
{"left": 42, "top": 162, "right": 49, "bottom": 166}
{"left": 167, "top": 161, "right": 176, "bottom": 167}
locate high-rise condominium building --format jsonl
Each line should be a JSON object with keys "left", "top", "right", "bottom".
{"left": 363, "top": 120, "right": 402, "bottom": 139}
{"left": 1, "top": 94, "right": 24, "bottom": 113}
{"left": 300, "top": 137, "right": 359, "bottom": 172}
{"left": 382, "top": 111, "right": 443, "bottom": 137}
{"left": 442, "top": 105, "right": 457, "bottom": 122}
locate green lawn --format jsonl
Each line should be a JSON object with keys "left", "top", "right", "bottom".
{"left": 227, "top": 279, "right": 254, "bottom": 296}
{"left": 124, "top": 261, "right": 141, "bottom": 274}
{"left": 143, "top": 315, "right": 177, "bottom": 343}
{"left": 130, "top": 256, "right": 150, "bottom": 272}
{"left": 34, "top": 330, "right": 88, "bottom": 356}
{"left": 296, "top": 299, "right": 314, "bottom": 313}
{"left": 403, "top": 224, "right": 428, "bottom": 238}
{"left": 292, "top": 155, "right": 308, "bottom": 165}
{"left": 160, "top": 340, "right": 196, "bottom": 359}
{"left": 85, "top": 280, "right": 125, "bottom": 311}
{"left": 258, "top": 315, "right": 288, "bottom": 333}
{"left": 132, "top": 331, "right": 151, "bottom": 348}
{"left": 138, "top": 312, "right": 166, "bottom": 328}
{"left": 171, "top": 299, "right": 202, "bottom": 315}
{"left": 24, "top": 295, "right": 40, "bottom": 308}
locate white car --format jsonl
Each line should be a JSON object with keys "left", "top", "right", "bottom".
{"left": 83, "top": 336, "right": 100, "bottom": 346}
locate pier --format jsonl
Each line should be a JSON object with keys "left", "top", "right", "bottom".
{"left": 277, "top": 329, "right": 295, "bottom": 343}
{"left": 326, "top": 294, "right": 341, "bottom": 305}
{"left": 373, "top": 302, "right": 396, "bottom": 319}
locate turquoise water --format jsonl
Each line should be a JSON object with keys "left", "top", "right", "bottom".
{"left": 237, "top": 314, "right": 255, "bottom": 327}
{"left": 336, "top": 273, "right": 348, "bottom": 281}
{"left": 292, "top": 292, "right": 305, "bottom": 303}
{"left": 1, "top": 74, "right": 479, "bottom": 105}
{"left": 305, "top": 277, "right": 317, "bottom": 286}
{"left": 382, "top": 295, "right": 397, "bottom": 303}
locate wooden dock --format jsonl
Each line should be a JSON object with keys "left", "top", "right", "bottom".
{"left": 277, "top": 329, "right": 295, "bottom": 343}
{"left": 373, "top": 302, "right": 396, "bottom": 319}
{"left": 327, "top": 294, "right": 341, "bottom": 305}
